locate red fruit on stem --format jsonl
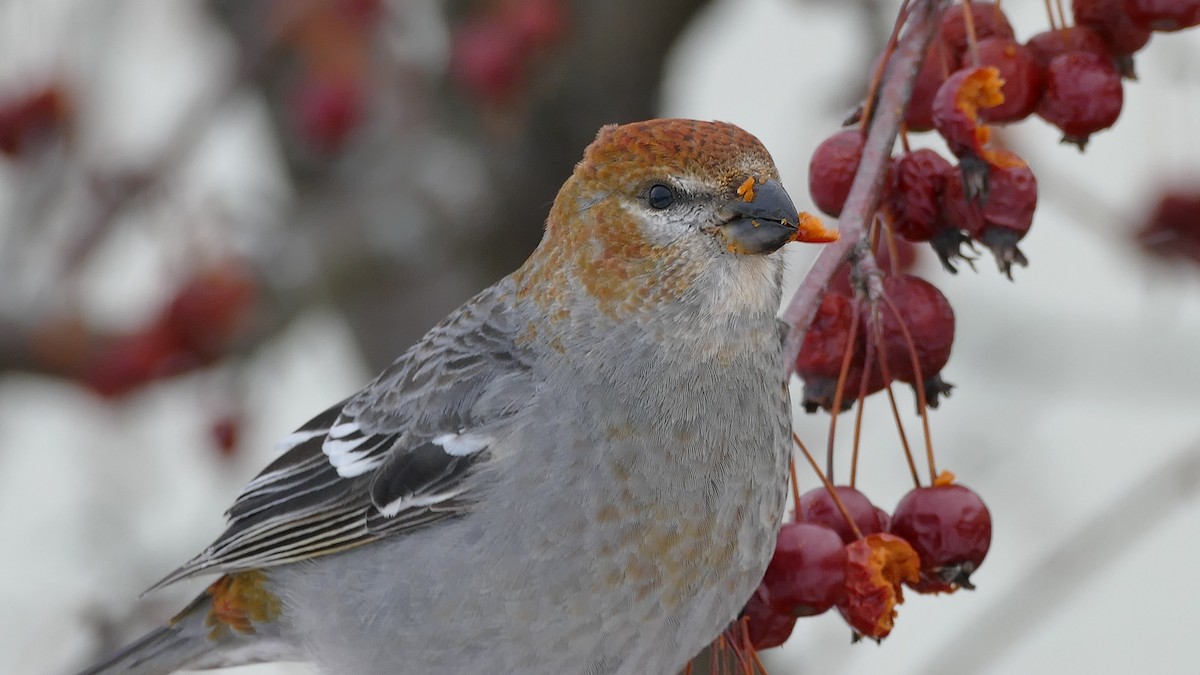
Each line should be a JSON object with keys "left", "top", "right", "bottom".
{"left": 1123, "top": 0, "right": 1200, "bottom": 30}
{"left": 211, "top": 415, "right": 241, "bottom": 458}
{"left": 166, "top": 261, "right": 258, "bottom": 362}
{"left": 878, "top": 274, "right": 955, "bottom": 407}
{"left": 1038, "top": 51, "right": 1124, "bottom": 150}
{"left": 939, "top": 2, "right": 1014, "bottom": 58}
{"left": 507, "top": 0, "right": 569, "bottom": 50}
{"left": 942, "top": 152, "right": 1037, "bottom": 277}
{"left": 964, "top": 38, "right": 1042, "bottom": 123}
{"left": 808, "top": 130, "right": 865, "bottom": 218}
{"left": 885, "top": 149, "right": 953, "bottom": 243}
{"left": 1025, "top": 26, "right": 1110, "bottom": 67}
{"left": 799, "top": 486, "right": 884, "bottom": 544}
{"left": 290, "top": 74, "right": 365, "bottom": 155}
{"left": 740, "top": 585, "right": 797, "bottom": 650}
{"left": 932, "top": 66, "right": 1004, "bottom": 164}
{"left": 761, "top": 522, "right": 848, "bottom": 617}
{"left": 837, "top": 533, "right": 921, "bottom": 640}
{"left": 0, "top": 84, "right": 71, "bottom": 157}
{"left": 890, "top": 484, "right": 992, "bottom": 593}
{"left": 795, "top": 291, "right": 882, "bottom": 413}
{"left": 1073, "top": 0, "right": 1153, "bottom": 55}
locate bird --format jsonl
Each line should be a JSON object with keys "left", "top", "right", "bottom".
{"left": 77, "top": 118, "right": 821, "bottom": 675}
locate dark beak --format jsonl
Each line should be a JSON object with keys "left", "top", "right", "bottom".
{"left": 717, "top": 179, "right": 799, "bottom": 255}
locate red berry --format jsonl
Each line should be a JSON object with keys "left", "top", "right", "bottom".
{"left": 507, "top": 0, "right": 570, "bottom": 50}
{"left": 761, "top": 522, "right": 848, "bottom": 617}
{"left": 795, "top": 291, "right": 882, "bottom": 413}
{"left": 939, "top": 2, "right": 1014, "bottom": 58}
{"left": 740, "top": 585, "right": 797, "bottom": 650}
{"left": 290, "top": 74, "right": 365, "bottom": 155}
{"left": 799, "top": 486, "right": 884, "bottom": 544}
{"left": 890, "top": 484, "right": 992, "bottom": 592}
{"left": 1038, "top": 51, "right": 1123, "bottom": 149}
{"left": 84, "top": 322, "right": 195, "bottom": 398}
{"left": 1025, "top": 26, "right": 1110, "bottom": 67}
{"left": 1123, "top": 0, "right": 1200, "bottom": 30}
{"left": 964, "top": 38, "right": 1042, "bottom": 123}
{"left": 1073, "top": 0, "right": 1152, "bottom": 55}
{"left": 450, "top": 17, "right": 528, "bottom": 105}
{"left": 932, "top": 66, "right": 1004, "bottom": 162}
{"left": 0, "top": 84, "right": 70, "bottom": 157}
{"left": 943, "top": 152, "right": 1037, "bottom": 277}
{"left": 808, "top": 130, "right": 865, "bottom": 217}
{"left": 885, "top": 149, "right": 953, "bottom": 242}
{"left": 878, "top": 274, "right": 955, "bottom": 406}
{"left": 211, "top": 415, "right": 241, "bottom": 458}
{"left": 165, "top": 261, "right": 258, "bottom": 361}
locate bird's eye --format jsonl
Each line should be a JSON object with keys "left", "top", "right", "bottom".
{"left": 647, "top": 184, "right": 675, "bottom": 210}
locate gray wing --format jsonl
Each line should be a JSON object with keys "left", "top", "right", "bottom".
{"left": 151, "top": 280, "right": 536, "bottom": 589}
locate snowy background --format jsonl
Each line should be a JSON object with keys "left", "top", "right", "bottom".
{"left": 1, "top": 1, "right": 1199, "bottom": 674}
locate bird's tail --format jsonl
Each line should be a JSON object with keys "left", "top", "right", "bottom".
{"left": 75, "top": 571, "right": 292, "bottom": 675}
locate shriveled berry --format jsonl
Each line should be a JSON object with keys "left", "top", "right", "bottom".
{"left": 1025, "top": 26, "right": 1110, "bottom": 66}
{"left": 837, "top": 533, "right": 920, "bottom": 640}
{"left": 1038, "top": 51, "right": 1123, "bottom": 149}
{"left": 939, "top": 2, "right": 1014, "bottom": 58}
{"left": 890, "top": 484, "right": 992, "bottom": 593}
{"left": 799, "top": 486, "right": 884, "bottom": 544}
{"left": 878, "top": 274, "right": 955, "bottom": 407}
{"left": 885, "top": 149, "right": 953, "bottom": 243}
{"left": 965, "top": 38, "right": 1042, "bottom": 123}
{"left": 740, "top": 585, "right": 797, "bottom": 650}
{"left": 795, "top": 291, "right": 881, "bottom": 413}
{"left": 762, "top": 522, "right": 848, "bottom": 617}
{"left": 808, "top": 130, "right": 865, "bottom": 217}
{"left": 943, "top": 152, "right": 1037, "bottom": 277}
{"left": 1073, "top": 0, "right": 1152, "bottom": 55}
{"left": 1123, "top": 0, "right": 1200, "bottom": 30}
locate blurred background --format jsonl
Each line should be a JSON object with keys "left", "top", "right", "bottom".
{"left": 0, "top": 0, "right": 1198, "bottom": 673}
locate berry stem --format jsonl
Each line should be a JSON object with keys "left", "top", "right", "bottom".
{"left": 880, "top": 292, "right": 940, "bottom": 483}
{"left": 870, "top": 316, "right": 923, "bottom": 488}
{"left": 1054, "top": 0, "right": 1068, "bottom": 29}
{"left": 826, "top": 297, "right": 863, "bottom": 482}
{"left": 793, "top": 431, "right": 865, "bottom": 540}
{"left": 781, "top": 0, "right": 952, "bottom": 374}
{"left": 962, "top": 0, "right": 981, "bottom": 68}
{"left": 1042, "top": 0, "right": 1059, "bottom": 30}
{"left": 848, "top": 369, "right": 870, "bottom": 488}
{"left": 788, "top": 455, "right": 804, "bottom": 520}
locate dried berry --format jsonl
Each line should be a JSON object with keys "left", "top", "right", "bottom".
{"left": 964, "top": 38, "right": 1042, "bottom": 123}
{"left": 943, "top": 152, "right": 1037, "bottom": 277}
{"left": 838, "top": 533, "right": 920, "bottom": 640}
{"left": 1037, "top": 51, "right": 1124, "bottom": 149}
{"left": 761, "top": 522, "right": 848, "bottom": 617}
{"left": 1123, "top": 0, "right": 1200, "bottom": 30}
{"left": 890, "top": 484, "right": 992, "bottom": 593}
{"left": 885, "top": 149, "right": 953, "bottom": 243}
{"left": 878, "top": 274, "right": 956, "bottom": 407}
{"left": 939, "top": 2, "right": 1014, "bottom": 58}
{"left": 808, "top": 130, "right": 865, "bottom": 217}
{"left": 1025, "top": 26, "right": 1110, "bottom": 66}
{"left": 1073, "top": 0, "right": 1153, "bottom": 55}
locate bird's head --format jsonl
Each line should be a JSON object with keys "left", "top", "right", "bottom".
{"left": 518, "top": 119, "right": 802, "bottom": 326}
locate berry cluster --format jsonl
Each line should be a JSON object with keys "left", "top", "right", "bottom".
{"left": 741, "top": 464, "right": 992, "bottom": 648}
{"left": 810, "top": 0, "right": 1198, "bottom": 278}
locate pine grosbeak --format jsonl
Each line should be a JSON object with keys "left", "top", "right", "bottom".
{"left": 78, "top": 119, "right": 812, "bottom": 674}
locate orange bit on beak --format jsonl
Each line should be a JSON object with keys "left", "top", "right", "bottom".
{"left": 736, "top": 176, "right": 757, "bottom": 203}
{"left": 792, "top": 212, "right": 840, "bottom": 244}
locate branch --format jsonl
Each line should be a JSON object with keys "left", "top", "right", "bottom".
{"left": 781, "top": 0, "right": 952, "bottom": 375}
